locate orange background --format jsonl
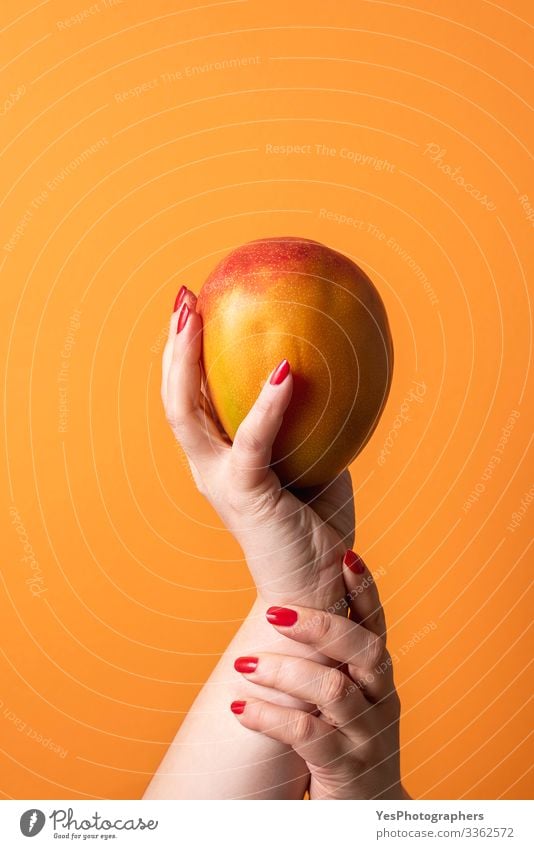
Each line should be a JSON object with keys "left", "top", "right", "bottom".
{"left": 1, "top": 0, "right": 532, "bottom": 800}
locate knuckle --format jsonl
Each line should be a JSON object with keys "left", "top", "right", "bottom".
{"left": 352, "top": 738, "right": 373, "bottom": 765}
{"left": 314, "top": 610, "right": 333, "bottom": 642}
{"left": 189, "top": 462, "right": 208, "bottom": 497}
{"left": 165, "top": 407, "right": 185, "bottom": 433}
{"left": 317, "top": 668, "right": 348, "bottom": 707}
{"left": 363, "top": 633, "right": 386, "bottom": 670}
{"left": 292, "top": 712, "right": 316, "bottom": 743}
{"left": 371, "top": 609, "right": 387, "bottom": 641}
{"left": 389, "top": 689, "right": 401, "bottom": 716}
{"left": 254, "top": 394, "right": 275, "bottom": 417}
{"left": 165, "top": 410, "right": 202, "bottom": 456}
{"left": 271, "top": 659, "right": 287, "bottom": 694}
{"left": 162, "top": 396, "right": 175, "bottom": 423}
{"left": 233, "top": 425, "right": 265, "bottom": 458}
{"left": 254, "top": 701, "right": 271, "bottom": 730}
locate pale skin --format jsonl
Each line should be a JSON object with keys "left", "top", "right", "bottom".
{"left": 143, "top": 286, "right": 409, "bottom": 800}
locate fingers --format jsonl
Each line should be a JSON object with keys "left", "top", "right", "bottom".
{"left": 162, "top": 287, "right": 226, "bottom": 458}
{"left": 230, "top": 698, "right": 346, "bottom": 768}
{"left": 264, "top": 601, "right": 393, "bottom": 703}
{"left": 343, "top": 551, "right": 386, "bottom": 638}
{"left": 265, "top": 604, "right": 384, "bottom": 675}
{"left": 234, "top": 653, "right": 371, "bottom": 731}
{"left": 342, "top": 552, "right": 397, "bottom": 702}
{"left": 230, "top": 359, "right": 293, "bottom": 491}
{"left": 161, "top": 286, "right": 188, "bottom": 406}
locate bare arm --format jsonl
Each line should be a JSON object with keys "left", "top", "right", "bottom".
{"left": 146, "top": 287, "right": 353, "bottom": 798}
{"left": 143, "top": 597, "right": 312, "bottom": 799}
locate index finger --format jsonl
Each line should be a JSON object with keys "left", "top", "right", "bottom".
{"left": 265, "top": 604, "right": 384, "bottom": 674}
{"left": 264, "top": 603, "right": 395, "bottom": 703}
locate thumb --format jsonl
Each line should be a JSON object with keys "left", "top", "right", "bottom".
{"left": 230, "top": 359, "right": 293, "bottom": 490}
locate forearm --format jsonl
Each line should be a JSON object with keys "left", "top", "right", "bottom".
{"left": 143, "top": 595, "right": 317, "bottom": 800}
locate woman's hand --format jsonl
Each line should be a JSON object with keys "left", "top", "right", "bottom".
{"left": 230, "top": 554, "right": 409, "bottom": 799}
{"left": 161, "top": 287, "right": 354, "bottom": 607}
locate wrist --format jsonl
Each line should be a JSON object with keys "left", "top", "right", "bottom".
{"left": 242, "top": 537, "right": 347, "bottom": 611}
{"left": 246, "top": 558, "right": 347, "bottom": 612}
{"left": 254, "top": 580, "right": 347, "bottom": 614}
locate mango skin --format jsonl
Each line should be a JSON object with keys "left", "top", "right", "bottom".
{"left": 196, "top": 236, "right": 393, "bottom": 487}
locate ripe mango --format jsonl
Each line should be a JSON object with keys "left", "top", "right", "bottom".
{"left": 196, "top": 237, "right": 393, "bottom": 487}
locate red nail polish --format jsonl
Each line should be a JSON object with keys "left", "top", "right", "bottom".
{"left": 176, "top": 302, "right": 190, "bottom": 333}
{"left": 230, "top": 700, "right": 246, "bottom": 715}
{"left": 173, "top": 286, "right": 186, "bottom": 312}
{"left": 234, "top": 657, "right": 258, "bottom": 674}
{"left": 343, "top": 550, "right": 365, "bottom": 574}
{"left": 266, "top": 606, "right": 298, "bottom": 626}
{"left": 270, "top": 359, "right": 290, "bottom": 385}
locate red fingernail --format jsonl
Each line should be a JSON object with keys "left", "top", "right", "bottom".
{"left": 270, "top": 359, "right": 290, "bottom": 385}
{"left": 234, "top": 656, "right": 258, "bottom": 674}
{"left": 343, "top": 550, "right": 365, "bottom": 574}
{"left": 176, "top": 302, "right": 190, "bottom": 333}
{"left": 173, "top": 286, "right": 187, "bottom": 312}
{"left": 230, "top": 700, "right": 246, "bottom": 715}
{"left": 266, "top": 606, "right": 298, "bottom": 626}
